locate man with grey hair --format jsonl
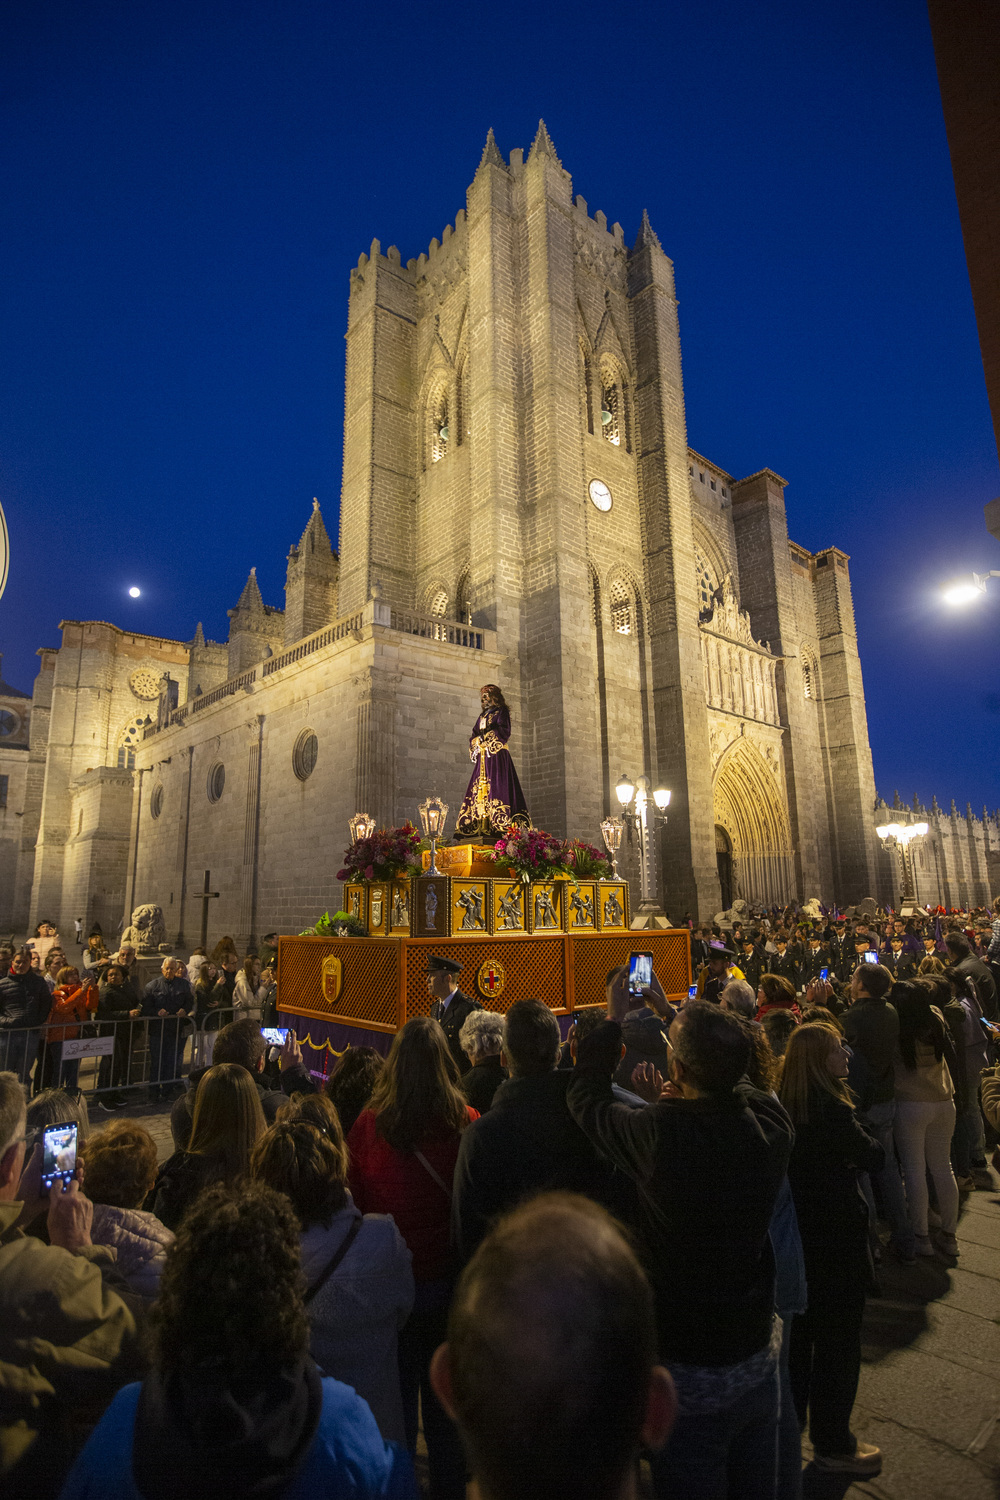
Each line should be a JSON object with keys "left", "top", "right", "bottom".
{"left": 452, "top": 999, "right": 621, "bottom": 1261}
{"left": 458, "top": 1009, "right": 507, "bottom": 1114}
{"left": 0, "top": 1071, "right": 143, "bottom": 1492}
{"left": 720, "top": 978, "right": 757, "bottom": 1019}
{"left": 141, "top": 958, "right": 193, "bottom": 1099}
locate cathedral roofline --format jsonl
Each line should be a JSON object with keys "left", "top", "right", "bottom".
{"left": 687, "top": 447, "right": 735, "bottom": 482}
{"left": 56, "top": 620, "right": 191, "bottom": 651}
{"left": 732, "top": 467, "right": 789, "bottom": 490}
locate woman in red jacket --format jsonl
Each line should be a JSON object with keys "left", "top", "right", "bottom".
{"left": 38, "top": 964, "right": 99, "bottom": 1093}
{"left": 348, "top": 1015, "right": 477, "bottom": 1500}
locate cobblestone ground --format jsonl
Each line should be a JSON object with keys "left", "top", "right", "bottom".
{"left": 86, "top": 1081, "right": 1000, "bottom": 1498}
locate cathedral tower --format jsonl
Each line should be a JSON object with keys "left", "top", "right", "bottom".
{"left": 284, "top": 499, "right": 339, "bottom": 647}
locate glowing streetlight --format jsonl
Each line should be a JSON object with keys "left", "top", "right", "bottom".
{"left": 942, "top": 570, "right": 1000, "bottom": 606}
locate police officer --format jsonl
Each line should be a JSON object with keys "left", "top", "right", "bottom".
{"left": 427, "top": 954, "right": 482, "bottom": 1076}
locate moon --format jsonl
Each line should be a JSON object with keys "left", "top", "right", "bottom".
{"left": 128, "top": 586, "right": 141, "bottom": 598}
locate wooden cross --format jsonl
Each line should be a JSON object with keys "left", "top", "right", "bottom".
{"left": 196, "top": 870, "right": 220, "bottom": 952}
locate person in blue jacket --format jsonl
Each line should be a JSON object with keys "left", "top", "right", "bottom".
{"left": 60, "top": 1180, "right": 416, "bottom": 1500}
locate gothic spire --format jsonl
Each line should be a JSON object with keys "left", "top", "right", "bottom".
{"left": 234, "top": 567, "right": 265, "bottom": 614}
{"left": 293, "top": 497, "right": 335, "bottom": 557}
{"left": 477, "top": 127, "right": 507, "bottom": 172}
{"left": 191, "top": 622, "right": 205, "bottom": 648}
{"left": 633, "top": 208, "right": 663, "bottom": 254}
{"left": 528, "top": 119, "right": 561, "bottom": 166}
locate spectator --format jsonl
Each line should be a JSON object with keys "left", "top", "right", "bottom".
{"left": 720, "top": 978, "right": 757, "bottom": 1019}
{"left": 27, "top": 921, "right": 61, "bottom": 970}
{"left": 83, "top": 935, "right": 111, "bottom": 983}
{"left": 842, "top": 961, "right": 915, "bottom": 1262}
{"left": 891, "top": 981, "right": 961, "bottom": 1258}
{"left": 185, "top": 947, "right": 207, "bottom": 986}
{"left": 96, "top": 964, "right": 141, "bottom": 1110}
{"left": 0, "top": 947, "right": 52, "bottom": 1086}
{"left": 453, "top": 1000, "right": 624, "bottom": 1264}
{"left": 150, "top": 1063, "right": 266, "bottom": 1231}
{"left": 43, "top": 948, "right": 67, "bottom": 993}
{"left": 323, "top": 1046, "right": 385, "bottom": 1137}
{"left": 944, "top": 931, "right": 998, "bottom": 1020}
{"left": 259, "top": 931, "right": 279, "bottom": 971}
{"left": 140, "top": 959, "right": 193, "bottom": 1100}
{"left": 695, "top": 940, "right": 739, "bottom": 1004}
{"left": 208, "top": 952, "right": 241, "bottom": 1029}
{"left": 209, "top": 934, "right": 239, "bottom": 967}
{"left": 348, "top": 1016, "right": 476, "bottom": 1500}
{"left": 0, "top": 1070, "right": 144, "bottom": 1497}
{"left": 0, "top": 945, "right": 14, "bottom": 979}
{"left": 258, "top": 964, "right": 278, "bottom": 1027}
{"left": 427, "top": 955, "right": 482, "bottom": 1076}
{"left": 612, "top": 964, "right": 676, "bottom": 1091}
{"left": 252, "top": 1102, "right": 414, "bottom": 1443}
{"left": 429, "top": 1193, "right": 675, "bottom": 1500}
{"left": 756, "top": 972, "right": 803, "bottom": 1022}
{"left": 780, "top": 1022, "right": 884, "bottom": 1476}
{"left": 60, "top": 1181, "right": 416, "bottom": 1500}
{"left": 82, "top": 1121, "right": 174, "bottom": 1301}
{"left": 458, "top": 1010, "right": 507, "bottom": 1113}
{"left": 568, "top": 993, "right": 793, "bottom": 1500}
{"left": 113, "top": 945, "right": 138, "bottom": 986}
{"left": 234, "top": 955, "right": 267, "bottom": 1020}
{"left": 26, "top": 1086, "right": 91, "bottom": 1147}
{"left": 170, "top": 1016, "right": 289, "bottom": 1150}
{"left": 572, "top": 1009, "right": 646, "bottom": 1107}
{"left": 38, "top": 966, "right": 98, "bottom": 1094}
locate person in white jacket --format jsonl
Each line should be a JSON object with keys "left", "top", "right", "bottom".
{"left": 233, "top": 956, "right": 268, "bottom": 1020}
{"left": 251, "top": 1096, "right": 414, "bottom": 1444}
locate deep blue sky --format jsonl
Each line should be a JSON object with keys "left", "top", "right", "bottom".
{"left": 2, "top": 0, "right": 998, "bottom": 809}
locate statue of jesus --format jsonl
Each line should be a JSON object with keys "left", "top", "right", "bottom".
{"left": 456, "top": 684, "right": 530, "bottom": 839}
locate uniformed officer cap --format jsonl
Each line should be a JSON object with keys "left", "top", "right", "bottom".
{"left": 427, "top": 955, "right": 462, "bottom": 975}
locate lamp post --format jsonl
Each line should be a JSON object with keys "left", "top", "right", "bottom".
{"left": 614, "top": 772, "right": 672, "bottom": 929}
{"left": 418, "top": 795, "right": 449, "bottom": 877}
{"left": 348, "top": 812, "right": 375, "bottom": 845}
{"left": 941, "top": 570, "right": 1000, "bottom": 606}
{"left": 875, "top": 821, "right": 928, "bottom": 916}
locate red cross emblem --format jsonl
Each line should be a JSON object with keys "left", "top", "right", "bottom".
{"left": 477, "top": 959, "right": 506, "bottom": 1000}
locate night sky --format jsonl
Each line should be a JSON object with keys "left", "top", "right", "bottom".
{"left": 2, "top": 0, "right": 998, "bottom": 810}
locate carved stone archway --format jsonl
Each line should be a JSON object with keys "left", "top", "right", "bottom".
{"left": 713, "top": 737, "right": 794, "bottom": 908}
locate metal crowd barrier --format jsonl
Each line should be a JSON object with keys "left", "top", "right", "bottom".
{"left": 0, "top": 1007, "right": 240, "bottom": 1102}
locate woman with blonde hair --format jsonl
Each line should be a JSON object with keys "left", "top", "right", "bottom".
{"left": 779, "top": 1023, "right": 885, "bottom": 1478}
{"left": 150, "top": 1062, "right": 266, "bottom": 1230}
{"left": 348, "top": 1016, "right": 477, "bottom": 1499}
{"left": 892, "top": 980, "right": 961, "bottom": 1254}
{"left": 234, "top": 954, "right": 268, "bottom": 1020}
{"left": 252, "top": 1098, "right": 413, "bottom": 1443}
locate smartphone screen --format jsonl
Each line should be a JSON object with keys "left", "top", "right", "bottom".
{"left": 628, "top": 952, "right": 653, "bottom": 1000}
{"left": 261, "top": 1027, "right": 289, "bottom": 1047}
{"left": 820, "top": 966, "right": 829, "bottom": 982}
{"left": 864, "top": 951, "right": 879, "bottom": 965}
{"left": 687, "top": 984, "right": 698, "bottom": 1001}
{"left": 41, "top": 1122, "right": 78, "bottom": 1192}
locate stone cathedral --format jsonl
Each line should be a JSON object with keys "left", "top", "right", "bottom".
{"left": 8, "top": 123, "right": 906, "bottom": 947}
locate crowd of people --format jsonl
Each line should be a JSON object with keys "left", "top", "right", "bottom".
{"left": 0, "top": 906, "right": 998, "bottom": 1500}
{"left": 0, "top": 926, "right": 279, "bottom": 1102}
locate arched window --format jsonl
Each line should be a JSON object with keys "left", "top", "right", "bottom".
{"left": 430, "top": 387, "right": 450, "bottom": 463}
{"left": 609, "top": 577, "right": 633, "bottom": 635}
{"left": 694, "top": 547, "right": 720, "bottom": 616}
{"left": 801, "top": 648, "right": 819, "bottom": 701}
{"left": 116, "top": 715, "right": 153, "bottom": 770}
{"left": 429, "top": 588, "right": 448, "bottom": 618}
{"left": 600, "top": 376, "right": 621, "bottom": 446}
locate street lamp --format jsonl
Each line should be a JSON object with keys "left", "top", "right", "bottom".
{"left": 614, "top": 771, "right": 672, "bottom": 929}
{"left": 875, "top": 820, "right": 929, "bottom": 916}
{"left": 942, "top": 570, "right": 1000, "bottom": 606}
{"left": 418, "top": 795, "right": 450, "bottom": 877}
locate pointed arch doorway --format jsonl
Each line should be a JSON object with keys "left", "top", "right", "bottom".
{"left": 715, "top": 825, "right": 734, "bottom": 910}
{"left": 713, "top": 738, "right": 794, "bottom": 908}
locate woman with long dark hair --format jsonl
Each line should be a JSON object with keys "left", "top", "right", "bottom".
{"left": 892, "top": 980, "right": 960, "bottom": 1257}
{"left": 150, "top": 1062, "right": 266, "bottom": 1230}
{"left": 348, "top": 1016, "right": 477, "bottom": 1500}
{"left": 779, "top": 1022, "right": 884, "bottom": 1478}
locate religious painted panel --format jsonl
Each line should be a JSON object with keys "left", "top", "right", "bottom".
{"left": 490, "top": 878, "right": 527, "bottom": 933}
{"left": 452, "top": 880, "right": 489, "bottom": 936}
{"left": 411, "top": 876, "right": 451, "bottom": 938}
{"left": 529, "top": 881, "right": 564, "bottom": 934}
{"left": 566, "top": 881, "right": 598, "bottom": 931}
{"left": 598, "top": 881, "right": 629, "bottom": 931}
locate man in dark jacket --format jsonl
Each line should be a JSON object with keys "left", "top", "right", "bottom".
{"left": 567, "top": 990, "right": 793, "bottom": 1500}
{"left": 945, "top": 932, "right": 998, "bottom": 1020}
{"left": 428, "top": 955, "right": 481, "bottom": 1076}
{"left": 452, "top": 999, "right": 623, "bottom": 1261}
{"left": 0, "top": 947, "right": 52, "bottom": 1086}
{"left": 141, "top": 959, "right": 193, "bottom": 1098}
{"left": 611, "top": 965, "right": 676, "bottom": 1093}
{"left": 843, "top": 962, "right": 915, "bottom": 1260}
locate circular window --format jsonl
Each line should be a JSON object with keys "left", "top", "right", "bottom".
{"left": 293, "top": 729, "right": 318, "bottom": 781}
{"left": 0, "top": 708, "right": 19, "bottom": 738}
{"left": 150, "top": 784, "right": 164, "bottom": 819}
{"left": 207, "top": 762, "right": 226, "bottom": 803}
{"left": 129, "top": 668, "right": 162, "bottom": 701}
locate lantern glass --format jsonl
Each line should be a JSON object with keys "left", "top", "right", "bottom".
{"left": 615, "top": 773, "right": 635, "bottom": 807}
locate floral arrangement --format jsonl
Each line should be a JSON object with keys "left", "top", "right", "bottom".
{"left": 564, "top": 838, "right": 613, "bottom": 880}
{"left": 337, "top": 822, "right": 422, "bottom": 882}
{"left": 298, "top": 909, "right": 366, "bottom": 938}
{"left": 490, "top": 826, "right": 571, "bottom": 881}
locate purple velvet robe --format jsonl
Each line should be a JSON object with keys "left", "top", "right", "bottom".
{"left": 456, "top": 705, "right": 530, "bottom": 836}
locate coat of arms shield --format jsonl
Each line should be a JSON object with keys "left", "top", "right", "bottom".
{"left": 321, "top": 954, "right": 343, "bottom": 1006}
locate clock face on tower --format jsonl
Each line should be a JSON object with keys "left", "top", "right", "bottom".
{"left": 588, "top": 479, "right": 612, "bottom": 512}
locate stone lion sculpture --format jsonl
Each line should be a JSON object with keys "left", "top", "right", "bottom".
{"left": 121, "top": 904, "right": 167, "bottom": 955}
{"left": 713, "top": 897, "right": 751, "bottom": 930}
{"left": 800, "top": 897, "right": 823, "bottom": 921}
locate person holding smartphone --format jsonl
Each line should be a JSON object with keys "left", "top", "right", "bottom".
{"left": 612, "top": 961, "right": 677, "bottom": 1094}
